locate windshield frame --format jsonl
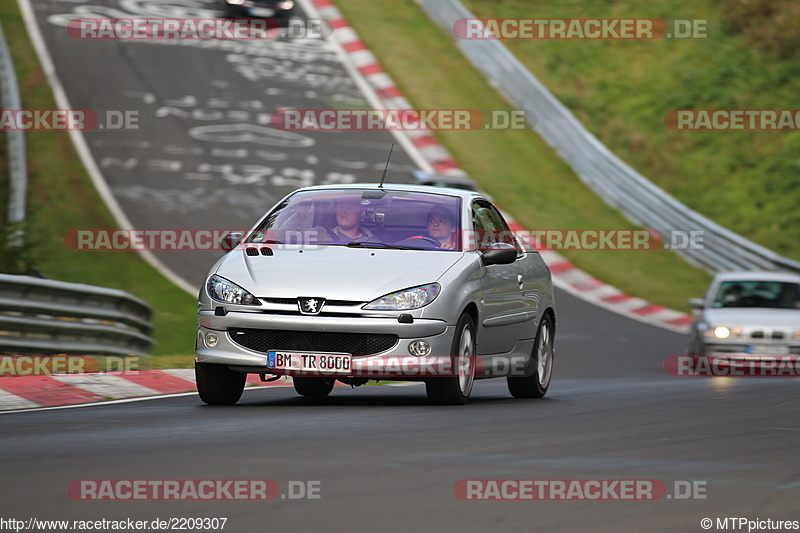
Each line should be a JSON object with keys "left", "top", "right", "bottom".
{"left": 246, "top": 188, "right": 464, "bottom": 251}
{"left": 711, "top": 279, "right": 800, "bottom": 310}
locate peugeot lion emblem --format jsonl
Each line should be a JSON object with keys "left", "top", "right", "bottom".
{"left": 298, "top": 297, "right": 325, "bottom": 315}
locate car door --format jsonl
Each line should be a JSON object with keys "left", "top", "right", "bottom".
{"left": 472, "top": 200, "right": 534, "bottom": 355}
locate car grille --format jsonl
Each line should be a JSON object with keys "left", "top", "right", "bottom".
{"left": 228, "top": 328, "right": 398, "bottom": 356}
{"left": 259, "top": 298, "right": 362, "bottom": 307}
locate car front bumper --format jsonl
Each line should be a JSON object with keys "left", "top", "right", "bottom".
{"left": 701, "top": 341, "right": 800, "bottom": 356}
{"left": 196, "top": 310, "right": 462, "bottom": 378}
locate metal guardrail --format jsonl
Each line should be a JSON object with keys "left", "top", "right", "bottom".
{"left": 0, "top": 274, "right": 155, "bottom": 355}
{"left": 419, "top": 0, "right": 800, "bottom": 274}
{"left": 0, "top": 21, "right": 27, "bottom": 248}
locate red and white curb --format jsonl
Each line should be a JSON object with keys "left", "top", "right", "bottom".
{"left": 307, "top": 0, "right": 693, "bottom": 334}
{"left": 0, "top": 371, "right": 416, "bottom": 412}
{"left": 0, "top": 370, "right": 296, "bottom": 412}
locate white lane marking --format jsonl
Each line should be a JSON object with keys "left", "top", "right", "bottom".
{"left": 0, "top": 380, "right": 424, "bottom": 414}
{"left": 0, "top": 385, "right": 277, "bottom": 415}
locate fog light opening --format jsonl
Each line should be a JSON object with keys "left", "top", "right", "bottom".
{"left": 408, "top": 340, "right": 431, "bottom": 356}
{"left": 205, "top": 332, "right": 220, "bottom": 348}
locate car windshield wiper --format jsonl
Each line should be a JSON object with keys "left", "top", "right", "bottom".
{"left": 346, "top": 241, "right": 424, "bottom": 250}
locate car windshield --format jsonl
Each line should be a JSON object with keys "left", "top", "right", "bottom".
{"left": 247, "top": 189, "right": 463, "bottom": 251}
{"left": 711, "top": 280, "right": 800, "bottom": 309}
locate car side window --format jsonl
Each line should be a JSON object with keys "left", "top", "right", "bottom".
{"left": 471, "top": 200, "right": 513, "bottom": 251}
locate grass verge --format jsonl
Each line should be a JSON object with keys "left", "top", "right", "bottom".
{"left": 0, "top": 2, "right": 196, "bottom": 367}
{"left": 460, "top": 0, "right": 800, "bottom": 262}
{"left": 334, "top": 0, "right": 712, "bottom": 311}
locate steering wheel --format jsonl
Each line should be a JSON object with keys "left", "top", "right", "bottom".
{"left": 394, "top": 236, "right": 441, "bottom": 248}
{"left": 416, "top": 237, "right": 442, "bottom": 247}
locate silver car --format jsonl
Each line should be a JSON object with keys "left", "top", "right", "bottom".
{"left": 687, "top": 271, "right": 800, "bottom": 356}
{"left": 195, "top": 184, "right": 556, "bottom": 405}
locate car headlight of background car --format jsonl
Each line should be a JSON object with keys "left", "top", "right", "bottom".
{"left": 363, "top": 283, "right": 441, "bottom": 311}
{"left": 207, "top": 275, "right": 261, "bottom": 306}
{"left": 704, "top": 326, "right": 741, "bottom": 340}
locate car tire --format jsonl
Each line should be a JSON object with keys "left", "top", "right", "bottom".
{"left": 195, "top": 362, "right": 246, "bottom": 405}
{"left": 507, "top": 314, "right": 554, "bottom": 399}
{"left": 425, "top": 313, "right": 476, "bottom": 405}
{"left": 293, "top": 377, "right": 335, "bottom": 397}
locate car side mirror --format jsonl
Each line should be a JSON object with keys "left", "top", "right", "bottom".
{"left": 689, "top": 298, "right": 705, "bottom": 313}
{"left": 481, "top": 242, "right": 517, "bottom": 266}
{"left": 220, "top": 232, "right": 244, "bottom": 251}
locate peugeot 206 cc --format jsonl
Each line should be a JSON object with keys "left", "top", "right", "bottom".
{"left": 195, "top": 184, "right": 556, "bottom": 405}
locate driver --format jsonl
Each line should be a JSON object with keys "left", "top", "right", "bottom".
{"left": 403, "top": 206, "right": 458, "bottom": 249}
{"left": 426, "top": 206, "right": 457, "bottom": 249}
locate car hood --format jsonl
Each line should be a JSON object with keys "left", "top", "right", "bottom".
{"left": 704, "top": 308, "right": 800, "bottom": 329}
{"left": 213, "top": 246, "right": 465, "bottom": 301}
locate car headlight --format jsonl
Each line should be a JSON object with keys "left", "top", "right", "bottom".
{"left": 278, "top": 0, "right": 294, "bottom": 9}
{"left": 206, "top": 275, "right": 261, "bottom": 306}
{"left": 705, "top": 326, "right": 741, "bottom": 340}
{"left": 363, "top": 283, "right": 440, "bottom": 311}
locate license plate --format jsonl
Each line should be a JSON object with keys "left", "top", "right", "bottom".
{"left": 746, "top": 344, "right": 790, "bottom": 355}
{"left": 267, "top": 351, "right": 351, "bottom": 374}
{"left": 249, "top": 7, "right": 275, "bottom": 16}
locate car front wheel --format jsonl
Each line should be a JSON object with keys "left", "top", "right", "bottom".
{"left": 195, "top": 362, "right": 246, "bottom": 405}
{"left": 425, "top": 313, "right": 476, "bottom": 405}
{"left": 507, "top": 314, "right": 554, "bottom": 399}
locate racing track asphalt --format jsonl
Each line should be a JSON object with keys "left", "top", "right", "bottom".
{"left": 1, "top": 289, "right": 799, "bottom": 531}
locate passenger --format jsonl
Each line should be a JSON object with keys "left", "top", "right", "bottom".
{"left": 778, "top": 283, "right": 800, "bottom": 309}
{"left": 329, "top": 198, "right": 379, "bottom": 244}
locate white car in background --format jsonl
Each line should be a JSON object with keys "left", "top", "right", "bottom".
{"left": 687, "top": 271, "right": 800, "bottom": 356}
